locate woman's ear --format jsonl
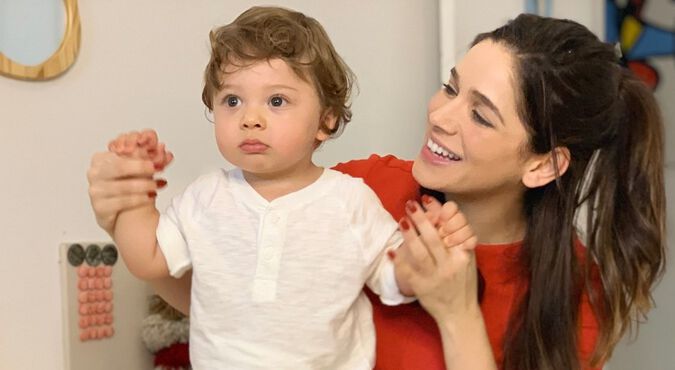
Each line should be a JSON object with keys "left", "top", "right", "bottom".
{"left": 522, "top": 146, "right": 570, "bottom": 188}
{"left": 315, "top": 111, "right": 338, "bottom": 142}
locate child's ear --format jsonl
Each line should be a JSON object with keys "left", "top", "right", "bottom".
{"left": 521, "top": 146, "right": 570, "bottom": 188}
{"left": 315, "top": 111, "right": 338, "bottom": 142}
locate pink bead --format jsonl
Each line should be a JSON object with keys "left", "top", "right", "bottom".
{"left": 87, "top": 291, "right": 96, "bottom": 303}
{"left": 103, "top": 266, "right": 113, "bottom": 276}
{"left": 78, "top": 304, "right": 88, "bottom": 315}
{"left": 78, "top": 292, "right": 88, "bottom": 303}
{"left": 88, "top": 305, "right": 96, "bottom": 314}
{"left": 96, "top": 291, "right": 104, "bottom": 301}
{"left": 104, "top": 314, "right": 113, "bottom": 324}
{"left": 78, "top": 316, "right": 89, "bottom": 329}
{"left": 77, "top": 279, "right": 88, "bottom": 290}
{"left": 104, "top": 302, "right": 113, "bottom": 313}
{"left": 96, "top": 314, "right": 105, "bottom": 325}
{"left": 99, "top": 303, "right": 108, "bottom": 313}
{"left": 77, "top": 266, "right": 88, "bottom": 278}
{"left": 103, "top": 278, "right": 112, "bottom": 289}
{"left": 94, "top": 278, "right": 103, "bottom": 290}
{"left": 89, "top": 327, "right": 98, "bottom": 339}
{"left": 96, "top": 266, "right": 105, "bottom": 277}
{"left": 104, "top": 291, "right": 113, "bottom": 301}
{"left": 87, "top": 267, "right": 96, "bottom": 277}
{"left": 87, "top": 279, "right": 95, "bottom": 290}
{"left": 80, "top": 330, "right": 89, "bottom": 341}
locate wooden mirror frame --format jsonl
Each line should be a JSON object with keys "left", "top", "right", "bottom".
{"left": 0, "top": 0, "right": 81, "bottom": 81}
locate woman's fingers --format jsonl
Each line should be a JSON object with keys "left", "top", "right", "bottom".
{"left": 405, "top": 200, "right": 447, "bottom": 265}
{"left": 420, "top": 194, "right": 443, "bottom": 226}
{"left": 399, "top": 218, "right": 436, "bottom": 274}
{"left": 88, "top": 152, "right": 155, "bottom": 182}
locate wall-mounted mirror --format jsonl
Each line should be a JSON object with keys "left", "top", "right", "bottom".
{"left": 0, "top": 0, "right": 81, "bottom": 81}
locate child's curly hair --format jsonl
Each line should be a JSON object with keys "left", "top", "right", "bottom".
{"left": 201, "top": 6, "right": 355, "bottom": 138}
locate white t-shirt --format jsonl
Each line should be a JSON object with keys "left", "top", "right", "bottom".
{"left": 157, "top": 168, "right": 407, "bottom": 369}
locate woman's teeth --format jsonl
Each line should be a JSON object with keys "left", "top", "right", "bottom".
{"left": 427, "top": 138, "right": 461, "bottom": 160}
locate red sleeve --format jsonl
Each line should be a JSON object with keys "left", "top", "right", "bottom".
{"left": 332, "top": 154, "right": 418, "bottom": 221}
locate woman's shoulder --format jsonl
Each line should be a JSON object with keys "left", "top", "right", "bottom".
{"left": 331, "top": 154, "right": 418, "bottom": 220}
{"left": 332, "top": 154, "right": 413, "bottom": 178}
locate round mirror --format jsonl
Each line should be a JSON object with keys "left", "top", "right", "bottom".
{"left": 0, "top": 0, "right": 81, "bottom": 81}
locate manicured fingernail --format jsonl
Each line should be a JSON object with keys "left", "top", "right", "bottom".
{"left": 148, "top": 191, "right": 157, "bottom": 198}
{"left": 421, "top": 194, "right": 433, "bottom": 205}
{"left": 156, "top": 179, "right": 167, "bottom": 188}
{"left": 399, "top": 218, "right": 410, "bottom": 231}
{"left": 154, "top": 163, "right": 164, "bottom": 170}
{"left": 387, "top": 250, "right": 396, "bottom": 260}
{"left": 406, "top": 200, "right": 417, "bottom": 213}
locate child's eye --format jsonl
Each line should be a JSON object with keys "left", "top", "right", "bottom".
{"left": 225, "top": 95, "right": 240, "bottom": 107}
{"left": 269, "top": 96, "right": 286, "bottom": 107}
{"left": 442, "top": 83, "right": 457, "bottom": 97}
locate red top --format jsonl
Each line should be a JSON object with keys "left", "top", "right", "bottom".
{"left": 333, "top": 154, "right": 603, "bottom": 370}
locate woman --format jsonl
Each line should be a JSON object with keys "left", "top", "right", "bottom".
{"left": 87, "top": 14, "right": 665, "bottom": 370}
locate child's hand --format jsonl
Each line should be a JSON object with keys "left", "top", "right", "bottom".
{"left": 108, "top": 129, "right": 174, "bottom": 171}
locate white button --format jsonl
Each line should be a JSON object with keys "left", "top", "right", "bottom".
{"left": 262, "top": 248, "right": 274, "bottom": 261}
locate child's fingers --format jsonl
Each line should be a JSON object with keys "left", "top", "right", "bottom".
{"left": 405, "top": 200, "right": 448, "bottom": 265}
{"left": 441, "top": 224, "right": 474, "bottom": 248}
{"left": 138, "top": 129, "right": 159, "bottom": 148}
{"left": 123, "top": 131, "right": 140, "bottom": 153}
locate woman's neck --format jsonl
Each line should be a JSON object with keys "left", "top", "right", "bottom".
{"left": 447, "top": 188, "right": 527, "bottom": 245}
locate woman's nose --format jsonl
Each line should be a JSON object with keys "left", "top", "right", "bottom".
{"left": 428, "top": 99, "right": 460, "bottom": 135}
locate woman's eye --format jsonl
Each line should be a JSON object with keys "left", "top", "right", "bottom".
{"left": 472, "top": 110, "right": 494, "bottom": 128}
{"left": 226, "top": 96, "right": 240, "bottom": 107}
{"left": 442, "top": 83, "right": 457, "bottom": 96}
{"left": 269, "top": 96, "right": 285, "bottom": 107}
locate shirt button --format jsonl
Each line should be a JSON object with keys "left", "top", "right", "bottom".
{"left": 263, "top": 249, "right": 274, "bottom": 261}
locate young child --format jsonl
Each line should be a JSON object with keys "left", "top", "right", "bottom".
{"left": 107, "top": 6, "right": 460, "bottom": 369}
{"left": 110, "top": 7, "right": 406, "bottom": 369}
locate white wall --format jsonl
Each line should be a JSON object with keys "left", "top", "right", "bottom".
{"left": 0, "top": 1, "right": 438, "bottom": 369}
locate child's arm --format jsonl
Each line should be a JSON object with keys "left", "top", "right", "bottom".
{"left": 109, "top": 130, "right": 173, "bottom": 280}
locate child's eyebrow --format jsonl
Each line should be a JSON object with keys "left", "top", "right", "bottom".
{"left": 219, "top": 84, "right": 299, "bottom": 92}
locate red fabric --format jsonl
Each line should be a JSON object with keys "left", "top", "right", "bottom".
{"left": 154, "top": 342, "right": 190, "bottom": 369}
{"left": 332, "top": 154, "right": 603, "bottom": 370}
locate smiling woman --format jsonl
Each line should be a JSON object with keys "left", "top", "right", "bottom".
{"left": 0, "top": 0, "right": 81, "bottom": 81}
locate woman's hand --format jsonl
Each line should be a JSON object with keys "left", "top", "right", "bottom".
{"left": 391, "top": 196, "right": 479, "bottom": 322}
{"left": 86, "top": 129, "right": 173, "bottom": 236}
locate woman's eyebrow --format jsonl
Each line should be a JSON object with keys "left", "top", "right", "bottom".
{"left": 472, "top": 90, "right": 505, "bottom": 126}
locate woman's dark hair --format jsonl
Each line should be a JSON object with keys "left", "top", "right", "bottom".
{"left": 471, "top": 13, "right": 666, "bottom": 370}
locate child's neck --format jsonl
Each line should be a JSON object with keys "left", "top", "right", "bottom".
{"left": 242, "top": 163, "right": 324, "bottom": 202}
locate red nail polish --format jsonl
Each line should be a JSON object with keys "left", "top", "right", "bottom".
{"left": 387, "top": 250, "right": 396, "bottom": 260}
{"left": 148, "top": 191, "right": 157, "bottom": 198}
{"left": 400, "top": 218, "right": 410, "bottom": 231}
{"left": 422, "top": 194, "right": 433, "bottom": 205}
{"left": 156, "top": 179, "right": 167, "bottom": 188}
{"left": 406, "top": 201, "right": 417, "bottom": 213}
